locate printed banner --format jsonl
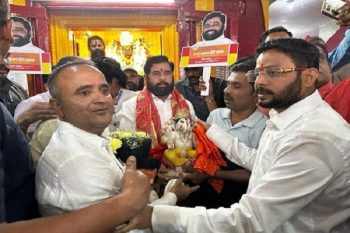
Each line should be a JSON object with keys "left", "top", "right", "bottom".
{"left": 8, "top": 52, "right": 52, "bottom": 74}
{"left": 180, "top": 43, "right": 238, "bottom": 67}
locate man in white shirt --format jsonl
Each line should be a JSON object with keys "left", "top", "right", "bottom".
{"left": 36, "top": 60, "right": 196, "bottom": 217}
{"left": 119, "top": 38, "right": 350, "bottom": 233}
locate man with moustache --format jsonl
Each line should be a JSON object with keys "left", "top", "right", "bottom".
{"left": 183, "top": 56, "right": 266, "bottom": 208}
{"left": 117, "top": 55, "right": 195, "bottom": 148}
{"left": 124, "top": 68, "right": 143, "bottom": 91}
{"left": 175, "top": 67, "right": 226, "bottom": 121}
{"left": 88, "top": 35, "right": 106, "bottom": 61}
{"left": 36, "top": 59, "right": 195, "bottom": 218}
{"left": 9, "top": 16, "right": 44, "bottom": 53}
{"left": 35, "top": 60, "right": 133, "bottom": 215}
{"left": 117, "top": 38, "right": 350, "bottom": 233}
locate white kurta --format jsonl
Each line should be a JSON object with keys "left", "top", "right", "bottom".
{"left": 36, "top": 121, "right": 177, "bottom": 218}
{"left": 116, "top": 93, "right": 196, "bottom": 131}
{"left": 36, "top": 121, "right": 124, "bottom": 216}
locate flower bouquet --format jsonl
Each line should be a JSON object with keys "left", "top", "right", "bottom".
{"left": 109, "top": 130, "right": 161, "bottom": 170}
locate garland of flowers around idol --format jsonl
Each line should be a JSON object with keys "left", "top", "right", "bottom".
{"left": 109, "top": 131, "right": 149, "bottom": 153}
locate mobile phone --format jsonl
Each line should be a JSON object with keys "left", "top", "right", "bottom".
{"left": 321, "top": 0, "right": 346, "bottom": 20}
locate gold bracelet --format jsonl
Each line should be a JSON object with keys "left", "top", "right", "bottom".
{"left": 205, "top": 98, "right": 215, "bottom": 103}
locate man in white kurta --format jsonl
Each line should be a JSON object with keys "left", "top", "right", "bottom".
{"left": 116, "top": 55, "right": 196, "bottom": 143}
{"left": 116, "top": 94, "right": 195, "bottom": 132}
{"left": 36, "top": 61, "right": 179, "bottom": 218}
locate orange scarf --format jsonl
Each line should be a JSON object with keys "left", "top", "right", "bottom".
{"left": 192, "top": 122, "right": 227, "bottom": 193}
{"left": 136, "top": 88, "right": 189, "bottom": 148}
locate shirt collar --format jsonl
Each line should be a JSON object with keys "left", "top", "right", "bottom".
{"left": 269, "top": 91, "right": 323, "bottom": 130}
{"left": 240, "top": 109, "right": 265, "bottom": 128}
{"left": 222, "top": 108, "right": 264, "bottom": 128}
{"left": 58, "top": 121, "right": 109, "bottom": 148}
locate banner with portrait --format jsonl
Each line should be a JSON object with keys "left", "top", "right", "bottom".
{"left": 8, "top": 16, "right": 51, "bottom": 74}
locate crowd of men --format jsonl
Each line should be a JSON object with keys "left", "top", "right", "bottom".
{"left": 1, "top": 0, "right": 350, "bottom": 232}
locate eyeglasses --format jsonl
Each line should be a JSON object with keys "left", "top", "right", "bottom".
{"left": 246, "top": 67, "right": 307, "bottom": 82}
{"left": 150, "top": 70, "right": 173, "bottom": 78}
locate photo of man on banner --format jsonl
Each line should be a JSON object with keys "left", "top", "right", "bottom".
{"left": 195, "top": 11, "right": 234, "bottom": 47}
{"left": 7, "top": 16, "right": 51, "bottom": 91}
{"left": 180, "top": 11, "right": 238, "bottom": 96}
{"left": 9, "top": 16, "right": 44, "bottom": 53}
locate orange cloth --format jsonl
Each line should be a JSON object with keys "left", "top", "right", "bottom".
{"left": 192, "top": 122, "right": 227, "bottom": 193}
{"left": 136, "top": 88, "right": 189, "bottom": 147}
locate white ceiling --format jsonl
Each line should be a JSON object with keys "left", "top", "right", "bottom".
{"left": 269, "top": 0, "right": 340, "bottom": 40}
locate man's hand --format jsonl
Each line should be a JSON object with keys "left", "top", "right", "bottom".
{"left": 170, "top": 174, "right": 199, "bottom": 202}
{"left": 120, "top": 156, "right": 151, "bottom": 213}
{"left": 114, "top": 205, "right": 154, "bottom": 233}
{"left": 183, "top": 170, "right": 210, "bottom": 185}
{"left": 337, "top": 1, "right": 350, "bottom": 27}
{"left": 198, "top": 77, "right": 213, "bottom": 94}
{"left": 16, "top": 101, "right": 56, "bottom": 133}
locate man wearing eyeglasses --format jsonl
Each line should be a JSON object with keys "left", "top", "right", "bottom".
{"left": 118, "top": 38, "right": 350, "bottom": 233}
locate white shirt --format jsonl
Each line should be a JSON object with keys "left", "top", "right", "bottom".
{"left": 14, "top": 90, "right": 51, "bottom": 134}
{"left": 36, "top": 121, "right": 124, "bottom": 216}
{"left": 192, "top": 35, "right": 235, "bottom": 47}
{"left": 109, "top": 89, "right": 137, "bottom": 131}
{"left": 9, "top": 42, "right": 45, "bottom": 53}
{"left": 36, "top": 121, "right": 177, "bottom": 217}
{"left": 151, "top": 91, "right": 350, "bottom": 233}
{"left": 116, "top": 93, "right": 196, "bottom": 131}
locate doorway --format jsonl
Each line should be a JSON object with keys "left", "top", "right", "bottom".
{"left": 49, "top": 9, "right": 180, "bottom": 78}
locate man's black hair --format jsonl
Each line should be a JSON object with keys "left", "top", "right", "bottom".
{"left": 230, "top": 55, "right": 256, "bottom": 89}
{"left": 259, "top": 26, "right": 292, "bottom": 44}
{"left": 256, "top": 38, "right": 319, "bottom": 70}
{"left": 203, "top": 11, "right": 226, "bottom": 26}
{"left": 230, "top": 55, "right": 256, "bottom": 73}
{"left": 307, "top": 36, "right": 329, "bottom": 60}
{"left": 144, "top": 55, "right": 173, "bottom": 75}
{"left": 94, "top": 57, "right": 126, "bottom": 88}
